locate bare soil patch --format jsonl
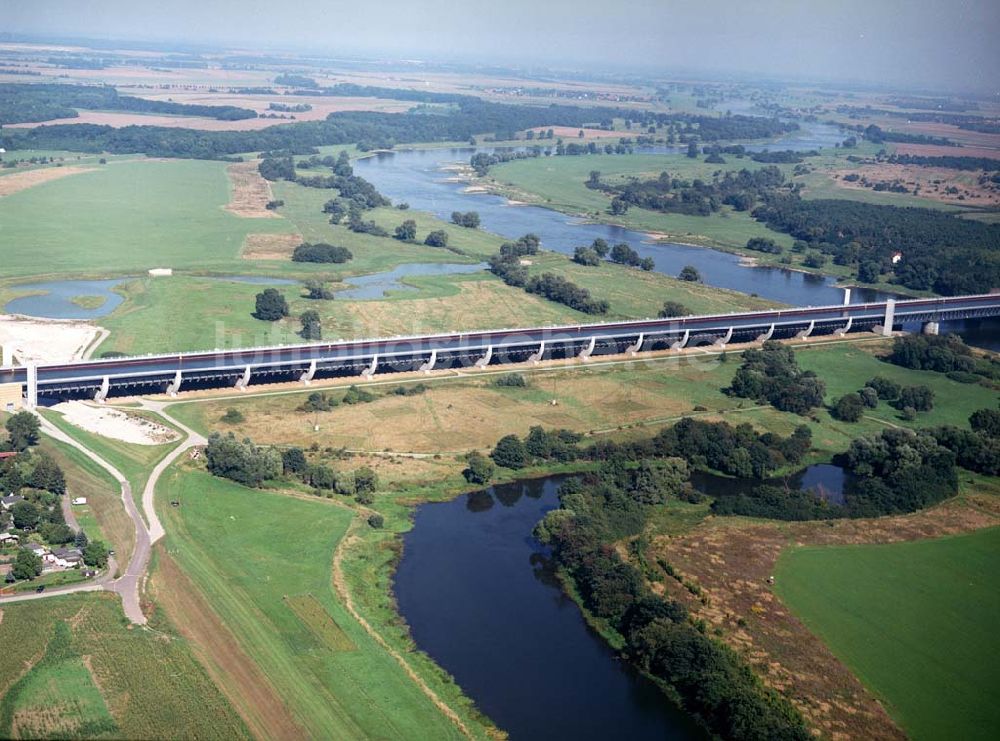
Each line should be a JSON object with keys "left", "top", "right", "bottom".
{"left": 224, "top": 162, "right": 279, "bottom": 218}
{"left": 831, "top": 163, "right": 999, "bottom": 206}
{"left": 150, "top": 549, "right": 304, "bottom": 741}
{"left": 0, "top": 315, "right": 102, "bottom": 364}
{"left": 240, "top": 232, "right": 302, "bottom": 260}
{"left": 648, "top": 492, "right": 1000, "bottom": 740}
{"left": 0, "top": 166, "right": 95, "bottom": 197}
{"left": 50, "top": 401, "right": 180, "bottom": 445}
{"left": 894, "top": 143, "right": 1000, "bottom": 160}
{"left": 528, "top": 126, "right": 625, "bottom": 140}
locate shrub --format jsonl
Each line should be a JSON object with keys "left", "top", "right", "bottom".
{"left": 866, "top": 376, "right": 901, "bottom": 400}
{"left": 254, "top": 288, "right": 289, "bottom": 321}
{"left": 894, "top": 385, "right": 934, "bottom": 412}
{"left": 678, "top": 265, "right": 701, "bottom": 282}
{"left": 831, "top": 393, "right": 864, "bottom": 422}
{"left": 292, "top": 242, "right": 353, "bottom": 264}
{"left": 494, "top": 373, "right": 527, "bottom": 387}
{"left": 463, "top": 451, "right": 495, "bottom": 484}
{"left": 491, "top": 435, "right": 528, "bottom": 469}
{"left": 658, "top": 301, "right": 691, "bottom": 318}
{"left": 424, "top": 230, "right": 449, "bottom": 247}
{"left": 367, "top": 513, "right": 384, "bottom": 529}
{"left": 220, "top": 408, "right": 245, "bottom": 424}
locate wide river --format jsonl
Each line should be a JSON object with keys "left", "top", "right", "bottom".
{"left": 354, "top": 138, "right": 999, "bottom": 345}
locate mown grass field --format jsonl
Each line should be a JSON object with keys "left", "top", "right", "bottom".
{"left": 775, "top": 527, "right": 1000, "bottom": 740}
{"left": 0, "top": 158, "right": 294, "bottom": 279}
{"left": 156, "top": 467, "right": 483, "bottom": 739}
{"left": 0, "top": 594, "right": 248, "bottom": 739}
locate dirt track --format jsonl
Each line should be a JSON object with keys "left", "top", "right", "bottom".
{"left": 0, "top": 166, "right": 95, "bottom": 196}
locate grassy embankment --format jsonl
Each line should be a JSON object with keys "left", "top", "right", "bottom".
{"left": 154, "top": 465, "right": 491, "bottom": 739}
{"left": 0, "top": 594, "right": 249, "bottom": 739}
{"left": 776, "top": 527, "right": 1000, "bottom": 740}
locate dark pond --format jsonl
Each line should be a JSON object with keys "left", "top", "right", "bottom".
{"left": 395, "top": 476, "right": 703, "bottom": 740}
{"left": 691, "top": 463, "right": 851, "bottom": 506}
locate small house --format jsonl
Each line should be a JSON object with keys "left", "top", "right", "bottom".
{"left": 50, "top": 547, "right": 83, "bottom": 568}
{"left": 72, "top": 497, "right": 87, "bottom": 506}
{"left": 25, "top": 542, "right": 48, "bottom": 558}
{"left": 1, "top": 494, "right": 24, "bottom": 511}
{"left": 0, "top": 532, "right": 19, "bottom": 546}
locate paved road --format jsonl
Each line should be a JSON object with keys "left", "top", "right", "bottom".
{"left": 0, "top": 407, "right": 202, "bottom": 624}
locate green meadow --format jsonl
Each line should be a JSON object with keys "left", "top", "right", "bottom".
{"left": 776, "top": 527, "right": 1000, "bottom": 740}
{"left": 0, "top": 158, "right": 293, "bottom": 278}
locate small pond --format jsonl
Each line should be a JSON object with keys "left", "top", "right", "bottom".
{"left": 4, "top": 278, "right": 129, "bottom": 320}
{"left": 337, "top": 262, "right": 486, "bottom": 300}
{"left": 207, "top": 275, "right": 298, "bottom": 286}
{"left": 691, "top": 463, "right": 851, "bottom": 506}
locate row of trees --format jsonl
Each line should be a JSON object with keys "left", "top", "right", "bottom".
{"left": 0, "top": 83, "right": 256, "bottom": 126}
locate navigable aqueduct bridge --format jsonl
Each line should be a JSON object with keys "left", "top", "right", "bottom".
{"left": 2, "top": 293, "right": 999, "bottom": 408}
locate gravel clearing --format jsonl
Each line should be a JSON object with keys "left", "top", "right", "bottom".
{"left": 50, "top": 401, "right": 180, "bottom": 445}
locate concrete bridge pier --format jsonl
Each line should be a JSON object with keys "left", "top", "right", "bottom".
{"left": 878, "top": 299, "right": 896, "bottom": 336}
{"left": 796, "top": 320, "right": 815, "bottom": 340}
{"left": 671, "top": 330, "right": 690, "bottom": 351}
{"left": 834, "top": 317, "right": 854, "bottom": 337}
{"left": 25, "top": 364, "right": 37, "bottom": 410}
{"left": 419, "top": 350, "right": 437, "bottom": 373}
{"left": 843, "top": 287, "right": 852, "bottom": 305}
{"left": 755, "top": 324, "right": 775, "bottom": 342}
{"left": 625, "top": 333, "right": 644, "bottom": 356}
{"left": 528, "top": 342, "right": 546, "bottom": 364}
{"left": 474, "top": 345, "right": 493, "bottom": 369}
{"left": 923, "top": 321, "right": 940, "bottom": 336}
{"left": 235, "top": 365, "right": 252, "bottom": 391}
{"left": 166, "top": 370, "right": 183, "bottom": 397}
{"left": 94, "top": 376, "right": 110, "bottom": 404}
{"left": 300, "top": 360, "right": 317, "bottom": 385}
{"left": 361, "top": 355, "right": 378, "bottom": 380}
{"left": 714, "top": 327, "right": 734, "bottom": 348}
{"left": 578, "top": 337, "right": 596, "bottom": 361}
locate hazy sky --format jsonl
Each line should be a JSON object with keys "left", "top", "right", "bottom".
{"left": 7, "top": 0, "right": 1000, "bottom": 93}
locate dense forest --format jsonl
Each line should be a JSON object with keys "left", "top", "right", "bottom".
{"left": 0, "top": 83, "right": 257, "bottom": 125}
{"left": 884, "top": 153, "right": 1000, "bottom": 171}
{"left": 1, "top": 94, "right": 798, "bottom": 158}
{"left": 590, "top": 166, "right": 788, "bottom": 216}
{"left": 750, "top": 196, "right": 1000, "bottom": 294}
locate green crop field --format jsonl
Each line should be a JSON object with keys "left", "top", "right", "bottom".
{"left": 157, "top": 467, "right": 480, "bottom": 739}
{"left": 0, "top": 158, "right": 294, "bottom": 278}
{"left": 0, "top": 594, "right": 248, "bottom": 739}
{"left": 775, "top": 527, "right": 1000, "bottom": 740}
